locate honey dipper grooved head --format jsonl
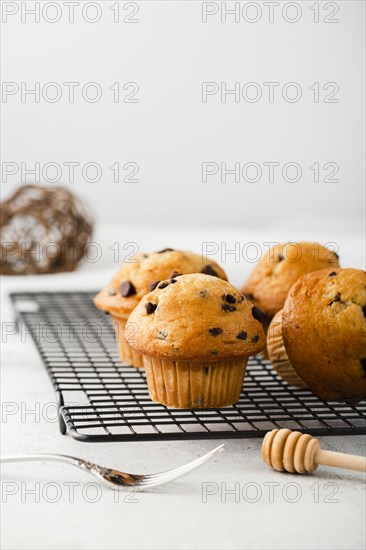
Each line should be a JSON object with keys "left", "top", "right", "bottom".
{"left": 262, "top": 429, "right": 321, "bottom": 474}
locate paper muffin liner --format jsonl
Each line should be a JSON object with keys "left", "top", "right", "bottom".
{"left": 111, "top": 316, "right": 145, "bottom": 368}
{"left": 267, "top": 310, "right": 308, "bottom": 389}
{"left": 142, "top": 356, "right": 248, "bottom": 408}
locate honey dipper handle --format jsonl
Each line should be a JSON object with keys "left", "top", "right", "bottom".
{"left": 315, "top": 449, "right": 366, "bottom": 473}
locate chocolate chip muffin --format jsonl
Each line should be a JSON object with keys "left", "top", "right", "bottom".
{"left": 279, "top": 268, "right": 366, "bottom": 401}
{"left": 125, "top": 273, "right": 265, "bottom": 408}
{"left": 241, "top": 242, "right": 340, "bottom": 320}
{"left": 94, "top": 249, "right": 227, "bottom": 367}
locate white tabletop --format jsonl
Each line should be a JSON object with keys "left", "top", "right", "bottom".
{"left": 1, "top": 226, "right": 365, "bottom": 550}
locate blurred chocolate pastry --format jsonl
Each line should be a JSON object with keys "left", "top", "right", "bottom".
{"left": 0, "top": 184, "right": 92, "bottom": 275}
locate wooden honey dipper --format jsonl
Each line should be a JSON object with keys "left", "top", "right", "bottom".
{"left": 262, "top": 429, "right": 366, "bottom": 474}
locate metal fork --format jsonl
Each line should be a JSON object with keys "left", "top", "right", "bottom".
{"left": 1, "top": 445, "right": 224, "bottom": 489}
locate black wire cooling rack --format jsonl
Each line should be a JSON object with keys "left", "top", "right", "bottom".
{"left": 10, "top": 291, "right": 366, "bottom": 442}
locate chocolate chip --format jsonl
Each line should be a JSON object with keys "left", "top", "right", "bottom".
{"left": 222, "top": 304, "right": 236, "bottom": 312}
{"left": 158, "top": 282, "right": 169, "bottom": 289}
{"left": 210, "top": 350, "right": 219, "bottom": 355}
{"left": 120, "top": 280, "right": 136, "bottom": 297}
{"left": 251, "top": 335, "right": 259, "bottom": 343}
{"left": 157, "top": 248, "right": 174, "bottom": 253}
{"left": 360, "top": 358, "right": 366, "bottom": 375}
{"left": 224, "top": 294, "right": 236, "bottom": 304}
{"left": 209, "top": 327, "right": 222, "bottom": 336}
{"left": 199, "top": 289, "right": 208, "bottom": 298}
{"left": 252, "top": 306, "right": 266, "bottom": 323}
{"left": 363, "top": 305, "right": 366, "bottom": 318}
{"left": 170, "top": 271, "right": 180, "bottom": 278}
{"left": 202, "top": 265, "right": 219, "bottom": 277}
{"left": 204, "top": 367, "right": 209, "bottom": 375}
{"left": 329, "top": 292, "right": 341, "bottom": 306}
{"left": 145, "top": 302, "right": 157, "bottom": 314}
{"left": 108, "top": 289, "right": 116, "bottom": 296}
{"left": 169, "top": 278, "right": 178, "bottom": 284}
{"left": 246, "top": 293, "right": 255, "bottom": 300}
{"left": 278, "top": 254, "right": 284, "bottom": 261}
{"left": 104, "top": 311, "right": 110, "bottom": 315}
{"left": 149, "top": 281, "right": 160, "bottom": 291}
{"left": 236, "top": 331, "right": 247, "bottom": 340}
{"left": 329, "top": 272, "right": 337, "bottom": 277}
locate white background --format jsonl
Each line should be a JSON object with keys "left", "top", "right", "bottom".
{"left": 1, "top": 0, "right": 365, "bottom": 234}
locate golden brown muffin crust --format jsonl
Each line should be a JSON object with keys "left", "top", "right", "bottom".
{"left": 125, "top": 273, "right": 265, "bottom": 361}
{"left": 282, "top": 268, "right": 366, "bottom": 401}
{"left": 241, "top": 242, "right": 340, "bottom": 317}
{"left": 94, "top": 250, "right": 227, "bottom": 318}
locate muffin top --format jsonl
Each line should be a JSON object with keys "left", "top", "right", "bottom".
{"left": 125, "top": 273, "right": 265, "bottom": 361}
{"left": 94, "top": 249, "right": 227, "bottom": 318}
{"left": 241, "top": 242, "right": 340, "bottom": 317}
{"left": 282, "top": 268, "right": 366, "bottom": 400}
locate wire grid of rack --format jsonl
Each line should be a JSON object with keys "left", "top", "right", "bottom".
{"left": 10, "top": 291, "right": 366, "bottom": 442}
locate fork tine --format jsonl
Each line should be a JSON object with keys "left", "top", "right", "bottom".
{"left": 141, "top": 444, "right": 225, "bottom": 480}
{"left": 136, "top": 444, "right": 225, "bottom": 487}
